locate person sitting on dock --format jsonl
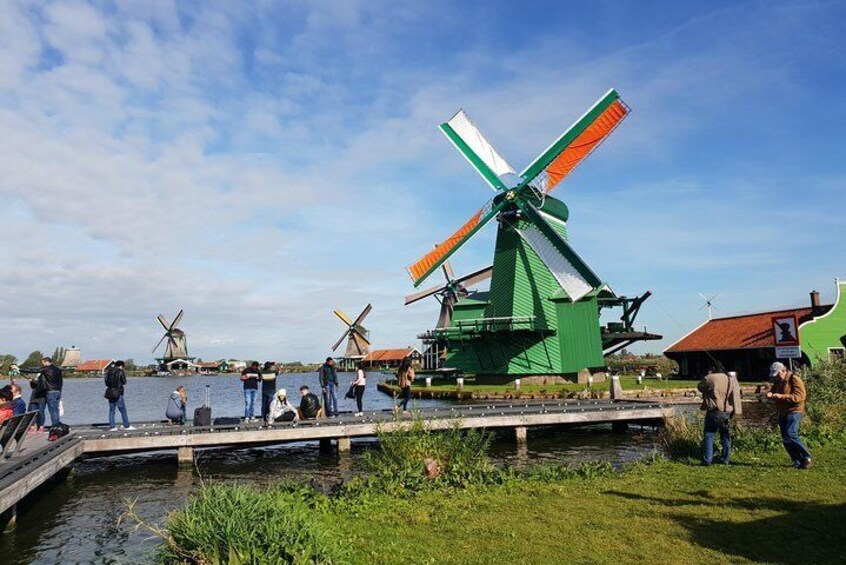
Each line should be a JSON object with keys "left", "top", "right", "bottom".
{"left": 10, "top": 384, "right": 26, "bottom": 416}
{"left": 268, "top": 388, "right": 299, "bottom": 423}
{"left": 241, "top": 361, "right": 261, "bottom": 421}
{"left": 697, "top": 365, "right": 736, "bottom": 466}
{"left": 0, "top": 386, "right": 14, "bottom": 424}
{"left": 260, "top": 361, "right": 279, "bottom": 421}
{"left": 166, "top": 386, "right": 188, "bottom": 425}
{"left": 298, "top": 385, "right": 322, "bottom": 420}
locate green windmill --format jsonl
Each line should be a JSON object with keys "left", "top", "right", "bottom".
{"left": 406, "top": 89, "right": 661, "bottom": 382}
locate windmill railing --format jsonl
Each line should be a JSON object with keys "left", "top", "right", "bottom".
{"left": 422, "top": 316, "right": 553, "bottom": 340}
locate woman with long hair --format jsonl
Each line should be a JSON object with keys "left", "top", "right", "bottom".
{"left": 394, "top": 357, "right": 414, "bottom": 416}
{"left": 351, "top": 363, "right": 367, "bottom": 416}
{"left": 166, "top": 385, "right": 188, "bottom": 425}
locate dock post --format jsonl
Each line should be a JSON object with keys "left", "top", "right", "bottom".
{"left": 337, "top": 437, "right": 351, "bottom": 452}
{"left": 610, "top": 375, "right": 623, "bottom": 400}
{"left": 514, "top": 426, "right": 527, "bottom": 445}
{"left": 177, "top": 446, "right": 194, "bottom": 464}
{"left": 319, "top": 438, "right": 332, "bottom": 453}
{"left": 1, "top": 504, "right": 16, "bottom": 534}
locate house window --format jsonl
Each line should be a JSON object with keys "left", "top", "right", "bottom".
{"left": 829, "top": 348, "right": 845, "bottom": 361}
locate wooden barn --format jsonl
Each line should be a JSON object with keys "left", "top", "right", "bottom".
{"left": 361, "top": 348, "right": 422, "bottom": 370}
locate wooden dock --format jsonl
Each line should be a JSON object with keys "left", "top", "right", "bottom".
{"left": 0, "top": 399, "right": 673, "bottom": 526}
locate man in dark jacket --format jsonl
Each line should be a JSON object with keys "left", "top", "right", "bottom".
{"left": 318, "top": 357, "right": 338, "bottom": 417}
{"left": 22, "top": 357, "right": 63, "bottom": 427}
{"left": 298, "top": 385, "right": 322, "bottom": 420}
{"left": 105, "top": 360, "right": 134, "bottom": 431}
{"left": 260, "top": 361, "right": 279, "bottom": 422}
{"left": 241, "top": 361, "right": 261, "bottom": 421}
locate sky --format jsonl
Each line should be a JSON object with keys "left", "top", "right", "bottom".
{"left": 0, "top": 0, "right": 844, "bottom": 364}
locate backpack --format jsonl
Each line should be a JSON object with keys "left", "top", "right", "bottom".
{"left": 48, "top": 423, "right": 70, "bottom": 441}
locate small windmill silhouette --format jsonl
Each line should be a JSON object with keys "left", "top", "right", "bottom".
{"left": 699, "top": 293, "right": 720, "bottom": 320}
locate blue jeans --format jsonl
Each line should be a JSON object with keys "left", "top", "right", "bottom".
{"left": 29, "top": 399, "right": 46, "bottom": 428}
{"left": 108, "top": 394, "right": 131, "bottom": 429}
{"left": 702, "top": 410, "right": 731, "bottom": 465}
{"left": 46, "top": 390, "right": 62, "bottom": 426}
{"left": 778, "top": 412, "right": 812, "bottom": 465}
{"left": 261, "top": 392, "right": 275, "bottom": 420}
{"left": 244, "top": 389, "right": 258, "bottom": 418}
{"left": 324, "top": 382, "right": 338, "bottom": 416}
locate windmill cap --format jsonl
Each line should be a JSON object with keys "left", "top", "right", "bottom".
{"left": 277, "top": 388, "right": 287, "bottom": 398}
{"left": 769, "top": 362, "right": 786, "bottom": 377}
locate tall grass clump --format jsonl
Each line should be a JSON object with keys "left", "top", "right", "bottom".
{"left": 800, "top": 358, "right": 846, "bottom": 433}
{"left": 155, "top": 483, "right": 344, "bottom": 565}
{"left": 345, "top": 418, "right": 494, "bottom": 496}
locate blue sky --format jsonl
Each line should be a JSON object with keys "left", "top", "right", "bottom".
{"left": 0, "top": 0, "right": 843, "bottom": 363}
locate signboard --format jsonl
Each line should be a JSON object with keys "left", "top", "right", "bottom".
{"left": 772, "top": 314, "right": 800, "bottom": 347}
{"left": 775, "top": 345, "right": 802, "bottom": 359}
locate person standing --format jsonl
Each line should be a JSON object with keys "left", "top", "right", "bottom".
{"left": 394, "top": 357, "right": 415, "bottom": 416}
{"left": 697, "top": 366, "right": 736, "bottom": 466}
{"left": 350, "top": 363, "right": 366, "bottom": 416}
{"left": 22, "top": 357, "right": 63, "bottom": 427}
{"left": 767, "top": 362, "right": 812, "bottom": 469}
{"left": 260, "top": 361, "right": 279, "bottom": 422}
{"left": 318, "top": 357, "right": 338, "bottom": 417}
{"left": 241, "top": 362, "right": 261, "bottom": 421}
{"left": 105, "top": 360, "right": 134, "bottom": 431}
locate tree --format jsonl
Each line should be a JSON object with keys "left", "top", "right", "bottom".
{"left": 21, "top": 350, "right": 43, "bottom": 370}
{"left": 124, "top": 358, "right": 137, "bottom": 371}
{"left": 0, "top": 354, "right": 17, "bottom": 374}
{"left": 51, "top": 346, "right": 66, "bottom": 366}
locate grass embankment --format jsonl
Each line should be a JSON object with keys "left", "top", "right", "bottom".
{"left": 151, "top": 360, "right": 846, "bottom": 564}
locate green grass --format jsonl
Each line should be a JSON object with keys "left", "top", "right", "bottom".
{"left": 336, "top": 445, "right": 846, "bottom": 564}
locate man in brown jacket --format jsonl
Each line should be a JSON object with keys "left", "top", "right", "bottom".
{"left": 766, "top": 362, "right": 812, "bottom": 469}
{"left": 697, "top": 366, "right": 736, "bottom": 465}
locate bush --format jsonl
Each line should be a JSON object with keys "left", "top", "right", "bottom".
{"left": 156, "top": 483, "right": 344, "bottom": 564}
{"left": 344, "top": 418, "right": 494, "bottom": 496}
{"left": 800, "top": 358, "right": 846, "bottom": 432}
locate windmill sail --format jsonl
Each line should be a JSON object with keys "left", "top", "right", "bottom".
{"left": 516, "top": 203, "right": 604, "bottom": 301}
{"left": 520, "top": 89, "right": 629, "bottom": 193}
{"left": 440, "top": 109, "right": 516, "bottom": 191}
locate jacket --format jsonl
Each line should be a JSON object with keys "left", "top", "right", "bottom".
{"left": 697, "top": 372, "right": 735, "bottom": 413}
{"left": 166, "top": 392, "right": 185, "bottom": 420}
{"left": 105, "top": 367, "right": 127, "bottom": 395}
{"left": 318, "top": 364, "right": 337, "bottom": 387}
{"left": 771, "top": 373, "right": 806, "bottom": 415}
{"left": 23, "top": 365, "right": 63, "bottom": 392}
{"left": 261, "top": 371, "right": 278, "bottom": 394}
{"left": 299, "top": 392, "right": 321, "bottom": 419}
{"left": 269, "top": 396, "right": 298, "bottom": 421}
{"left": 11, "top": 397, "right": 26, "bottom": 416}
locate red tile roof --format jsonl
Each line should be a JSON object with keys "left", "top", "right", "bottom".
{"left": 76, "top": 359, "right": 114, "bottom": 372}
{"left": 665, "top": 306, "right": 830, "bottom": 353}
{"left": 362, "top": 348, "right": 420, "bottom": 363}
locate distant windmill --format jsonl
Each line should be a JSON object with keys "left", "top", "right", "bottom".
{"left": 405, "top": 260, "right": 493, "bottom": 328}
{"left": 153, "top": 309, "right": 190, "bottom": 361}
{"left": 698, "top": 293, "right": 720, "bottom": 320}
{"left": 332, "top": 304, "right": 372, "bottom": 359}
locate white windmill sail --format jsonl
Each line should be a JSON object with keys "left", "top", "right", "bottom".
{"left": 440, "top": 109, "right": 516, "bottom": 190}
{"left": 515, "top": 223, "right": 596, "bottom": 302}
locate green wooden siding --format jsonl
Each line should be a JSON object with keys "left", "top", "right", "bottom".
{"left": 800, "top": 281, "right": 846, "bottom": 363}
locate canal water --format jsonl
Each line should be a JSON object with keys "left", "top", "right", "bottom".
{"left": 1, "top": 373, "right": 666, "bottom": 564}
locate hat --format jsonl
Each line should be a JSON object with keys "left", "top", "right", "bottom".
{"left": 769, "top": 362, "right": 786, "bottom": 378}
{"left": 276, "top": 388, "right": 287, "bottom": 398}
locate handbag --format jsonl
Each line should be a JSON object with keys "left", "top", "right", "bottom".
{"left": 104, "top": 387, "right": 121, "bottom": 401}
{"left": 344, "top": 385, "right": 356, "bottom": 399}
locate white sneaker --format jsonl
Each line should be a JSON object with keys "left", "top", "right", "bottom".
{"left": 124, "top": 426, "right": 136, "bottom": 431}
{"left": 354, "top": 412, "right": 364, "bottom": 417}
{"left": 109, "top": 427, "right": 118, "bottom": 432}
